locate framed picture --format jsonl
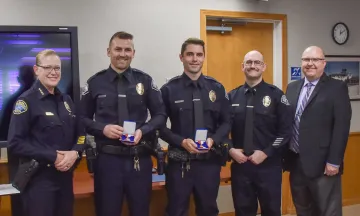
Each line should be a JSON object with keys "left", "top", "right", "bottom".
{"left": 324, "top": 55, "right": 360, "bottom": 101}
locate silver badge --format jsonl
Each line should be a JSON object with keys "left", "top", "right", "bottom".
{"left": 262, "top": 96, "right": 271, "bottom": 107}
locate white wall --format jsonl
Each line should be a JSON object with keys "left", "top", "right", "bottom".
{"left": 1, "top": 0, "right": 359, "bottom": 213}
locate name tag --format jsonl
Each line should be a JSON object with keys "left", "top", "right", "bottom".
{"left": 98, "top": 95, "right": 106, "bottom": 98}
{"left": 232, "top": 104, "right": 239, "bottom": 106}
{"left": 175, "top": 100, "right": 184, "bottom": 103}
{"left": 45, "top": 112, "right": 54, "bottom": 116}
{"left": 118, "top": 94, "right": 126, "bottom": 98}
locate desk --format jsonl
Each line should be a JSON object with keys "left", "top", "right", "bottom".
{"left": 73, "top": 166, "right": 231, "bottom": 216}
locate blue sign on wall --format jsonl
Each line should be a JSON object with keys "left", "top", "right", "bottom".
{"left": 291, "top": 67, "right": 301, "bottom": 80}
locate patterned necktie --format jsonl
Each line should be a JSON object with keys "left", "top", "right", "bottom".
{"left": 290, "top": 83, "right": 313, "bottom": 153}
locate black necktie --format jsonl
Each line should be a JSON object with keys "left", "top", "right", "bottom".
{"left": 192, "top": 81, "right": 204, "bottom": 130}
{"left": 243, "top": 88, "right": 255, "bottom": 155}
{"left": 117, "top": 73, "right": 129, "bottom": 126}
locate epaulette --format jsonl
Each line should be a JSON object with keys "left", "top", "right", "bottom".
{"left": 267, "top": 83, "right": 283, "bottom": 93}
{"left": 166, "top": 75, "right": 181, "bottom": 84}
{"left": 87, "top": 69, "right": 107, "bottom": 83}
{"left": 204, "top": 75, "right": 222, "bottom": 88}
{"left": 132, "top": 68, "right": 150, "bottom": 78}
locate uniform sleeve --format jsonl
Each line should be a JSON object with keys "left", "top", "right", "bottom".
{"left": 78, "top": 82, "right": 107, "bottom": 137}
{"left": 209, "top": 85, "right": 231, "bottom": 146}
{"left": 263, "top": 91, "right": 292, "bottom": 157}
{"left": 158, "top": 85, "right": 185, "bottom": 147}
{"left": 68, "top": 96, "right": 87, "bottom": 153}
{"left": 327, "top": 81, "right": 352, "bottom": 166}
{"left": 139, "top": 77, "right": 167, "bottom": 135}
{"left": 7, "top": 98, "right": 57, "bottom": 163}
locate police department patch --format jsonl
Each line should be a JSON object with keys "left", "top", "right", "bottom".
{"left": 13, "top": 100, "right": 28, "bottom": 115}
{"left": 81, "top": 83, "right": 89, "bottom": 96}
{"left": 262, "top": 96, "right": 271, "bottom": 107}
{"left": 151, "top": 79, "right": 159, "bottom": 91}
{"left": 281, "top": 95, "right": 290, "bottom": 105}
{"left": 64, "top": 101, "right": 71, "bottom": 113}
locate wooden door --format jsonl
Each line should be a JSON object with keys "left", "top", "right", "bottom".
{"left": 205, "top": 20, "right": 274, "bottom": 215}
{"left": 206, "top": 21, "right": 274, "bottom": 92}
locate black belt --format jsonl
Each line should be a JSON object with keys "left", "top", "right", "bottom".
{"left": 99, "top": 143, "right": 151, "bottom": 157}
{"left": 168, "top": 148, "right": 213, "bottom": 162}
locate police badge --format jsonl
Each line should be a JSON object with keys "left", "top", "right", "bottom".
{"left": 262, "top": 96, "right": 271, "bottom": 107}
{"left": 136, "top": 83, "right": 144, "bottom": 95}
{"left": 209, "top": 90, "right": 216, "bottom": 102}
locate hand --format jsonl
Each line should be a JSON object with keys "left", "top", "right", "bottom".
{"left": 55, "top": 150, "right": 78, "bottom": 172}
{"left": 54, "top": 152, "right": 65, "bottom": 165}
{"left": 181, "top": 139, "right": 200, "bottom": 154}
{"left": 248, "top": 150, "right": 267, "bottom": 165}
{"left": 103, "top": 124, "right": 123, "bottom": 139}
{"left": 324, "top": 163, "right": 339, "bottom": 176}
{"left": 206, "top": 138, "right": 214, "bottom": 149}
{"left": 229, "top": 148, "right": 248, "bottom": 164}
{"left": 134, "top": 129, "right": 142, "bottom": 144}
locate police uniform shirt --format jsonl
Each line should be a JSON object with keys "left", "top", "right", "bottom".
{"left": 7, "top": 80, "right": 86, "bottom": 163}
{"left": 160, "top": 73, "right": 231, "bottom": 147}
{"left": 79, "top": 66, "right": 166, "bottom": 144}
{"left": 228, "top": 80, "right": 292, "bottom": 157}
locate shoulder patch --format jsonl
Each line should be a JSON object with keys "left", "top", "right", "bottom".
{"left": 81, "top": 83, "right": 89, "bottom": 96}
{"left": 225, "top": 91, "right": 229, "bottom": 100}
{"left": 151, "top": 79, "right": 159, "bottom": 91}
{"left": 281, "top": 95, "right": 290, "bottom": 105}
{"left": 13, "top": 100, "right": 28, "bottom": 115}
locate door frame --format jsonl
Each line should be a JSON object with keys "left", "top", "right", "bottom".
{"left": 200, "top": 9, "right": 292, "bottom": 215}
{"left": 200, "top": 9, "right": 288, "bottom": 92}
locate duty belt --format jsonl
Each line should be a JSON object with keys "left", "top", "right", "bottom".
{"left": 168, "top": 148, "right": 213, "bottom": 178}
{"left": 99, "top": 140, "right": 152, "bottom": 171}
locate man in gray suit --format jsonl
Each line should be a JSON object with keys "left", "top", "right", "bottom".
{"left": 284, "top": 46, "right": 352, "bottom": 216}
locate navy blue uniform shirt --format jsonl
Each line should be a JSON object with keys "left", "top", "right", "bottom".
{"left": 79, "top": 66, "right": 166, "bottom": 144}
{"left": 160, "top": 73, "right": 231, "bottom": 148}
{"left": 7, "top": 80, "right": 86, "bottom": 163}
{"left": 228, "top": 80, "right": 292, "bottom": 157}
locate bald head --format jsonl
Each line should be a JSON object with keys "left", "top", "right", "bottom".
{"left": 242, "top": 50, "right": 266, "bottom": 81}
{"left": 301, "top": 46, "right": 326, "bottom": 81}
{"left": 244, "top": 50, "right": 264, "bottom": 62}
{"left": 302, "top": 46, "right": 325, "bottom": 59}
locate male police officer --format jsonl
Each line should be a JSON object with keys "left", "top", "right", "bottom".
{"left": 228, "top": 50, "right": 292, "bottom": 216}
{"left": 160, "top": 38, "right": 231, "bottom": 216}
{"left": 79, "top": 31, "right": 166, "bottom": 216}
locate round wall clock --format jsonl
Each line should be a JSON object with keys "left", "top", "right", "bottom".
{"left": 332, "top": 22, "right": 349, "bottom": 45}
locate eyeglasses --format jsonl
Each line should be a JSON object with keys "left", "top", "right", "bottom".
{"left": 37, "top": 65, "right": 61, "bottom": 73}
{"left": 244, "top": 60, "right": 264, "bottom": 67}
{"left": 301, "top": 58, "right": 324, "bottom": 63}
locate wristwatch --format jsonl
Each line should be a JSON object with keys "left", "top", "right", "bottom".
{"left": 75, "top": 151, "right": 81, "bottom": 159}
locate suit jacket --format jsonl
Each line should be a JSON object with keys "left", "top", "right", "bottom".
{"left": 284, "top": 73, "right": 352, "bottom": 178}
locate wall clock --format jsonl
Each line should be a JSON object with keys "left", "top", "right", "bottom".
{"left": 332, "top": 22, "right": 349, "bottom": 45}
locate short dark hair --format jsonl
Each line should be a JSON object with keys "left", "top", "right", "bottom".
{"left": 109, "top": 31, "right": 134, "bottom": 47}
{"left": 181, "top": 37, "right": 205, "bottom": 56}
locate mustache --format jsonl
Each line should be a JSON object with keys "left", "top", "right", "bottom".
{"left": 246, "top": 67, "right": 259, "bottom": 72}
{"left": 116, "top": 56, "right": 129, "bottom": 60}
